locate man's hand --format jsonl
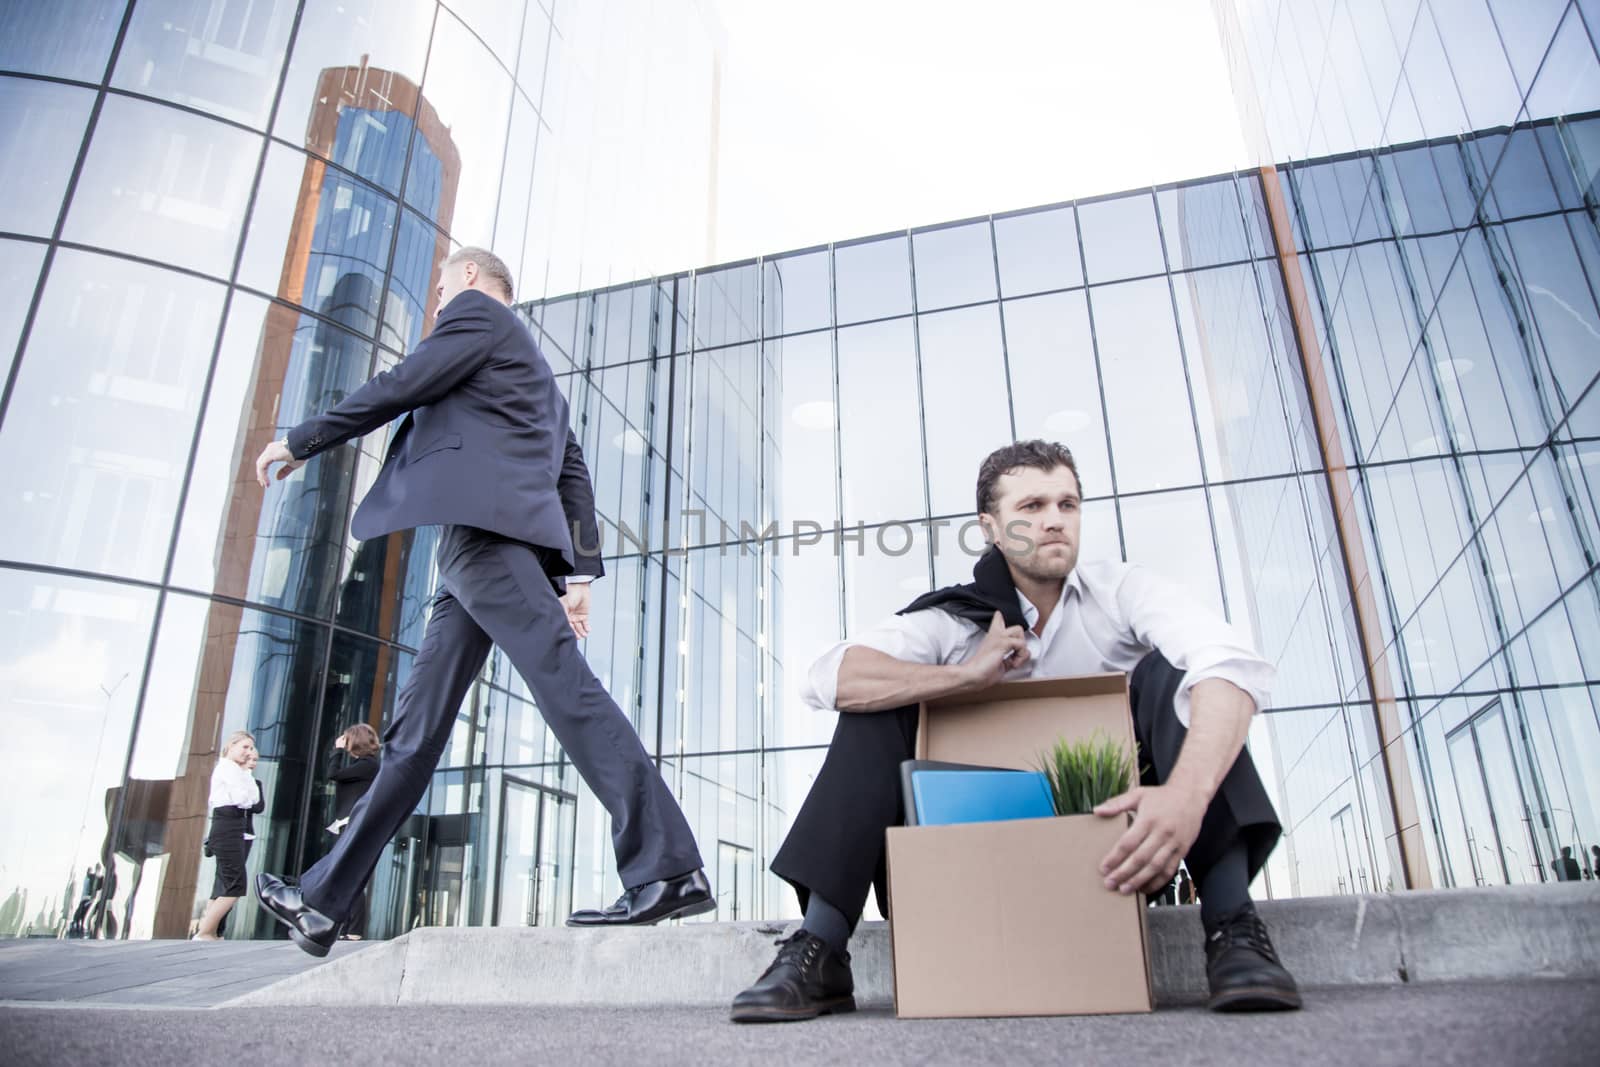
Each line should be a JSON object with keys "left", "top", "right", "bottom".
{"left": 959, "top": 611, "right": 1030, "bottom": 689}
{"left": 1094, "top": 782, "right": 1208, "bottom": 895}
{"left": 561, "top": 581, "right": 592, "bottom": 638}
{"left": 254, "top": 438, "right": 303, "bottom": 488}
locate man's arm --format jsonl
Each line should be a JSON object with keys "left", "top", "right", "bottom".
{"left": 1094, "top": 565, "right": 1270, "bottom": 894}
{"left": 255, "top": 300, "right": 496, "bottom": 484}
{"left": 1095, "top": 678, "right": 1255, "bottom": 894}
{"left": 833, "top": 612, "right": 1031, "bottom": 712}
{"left": 557, "top": 427, "right": 604, "bottom": 579}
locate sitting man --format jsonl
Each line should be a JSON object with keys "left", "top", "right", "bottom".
{"left": 732, "top": 440, "right": 1301, "bottom": 1022}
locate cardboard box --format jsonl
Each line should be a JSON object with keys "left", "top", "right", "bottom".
{"left": 886, "top": 673, "right": 1153, "bottom": 1018}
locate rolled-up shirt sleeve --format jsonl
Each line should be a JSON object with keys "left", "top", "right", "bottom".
{"left": 1115, "top": 565, "right": 1275, "bottom": 727}
{"left": 799, "top": 609, "right": 968, "bottom": 711}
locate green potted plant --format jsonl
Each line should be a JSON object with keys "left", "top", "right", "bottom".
{"left": 1038, "top": 730, "right": 1136, "bottom": 816}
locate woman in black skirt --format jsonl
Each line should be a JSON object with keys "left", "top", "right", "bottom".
{"left": 193, "top": 730, "right": 264, "bottom": 940}
{"left": 327, "top": 723, "right": 381, "bottom": 938}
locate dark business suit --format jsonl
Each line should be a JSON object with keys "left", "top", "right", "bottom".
{"left": 284, "top": 289, "right": 702, "bottom": 923}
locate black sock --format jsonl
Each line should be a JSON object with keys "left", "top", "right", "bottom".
{"left": 1198, "top": 840, "right": 1252, "bottom": 934}
{"left": 800, "top": 892, "right": 853, "bottom": 954}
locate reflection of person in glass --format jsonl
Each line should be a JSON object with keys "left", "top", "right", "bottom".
{"left": 326, "top": 724, "right": 381, "bottom": 940}
{"left": 732, "top": 441, "right": 1300, "bottom": 1022}
{"left": 1552, "top": 846, "right": 1582, "bottom": 882}
{"left": 252, "top": 248, "right": 710, "bottom": 957}
{"left": 193, "top": 731, "right": 264, "bottom": 941}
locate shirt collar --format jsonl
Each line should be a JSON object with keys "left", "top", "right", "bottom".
{"left": 1015, "top": 570, "right": 1081, "bottom": 630}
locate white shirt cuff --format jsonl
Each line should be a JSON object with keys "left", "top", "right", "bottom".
{"left": 565, "top": 574, "right": 594, "bottom": 583}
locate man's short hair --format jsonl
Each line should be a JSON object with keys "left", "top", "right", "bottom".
{"left": 975, "top": 440, "right": 1083, "bottom": 514}
{"left": 446, "top": 246, "right": 515, "bottom": 301}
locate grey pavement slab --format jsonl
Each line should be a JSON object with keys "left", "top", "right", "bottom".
{"left": 0, "top": 938, "right": 372, "bottom": 1007}
{"left": 232, "top": 883, "right": 1600, "bottom": 1008}
{"left": 1, "top": 980, "right": 1595, "bottom": 1067}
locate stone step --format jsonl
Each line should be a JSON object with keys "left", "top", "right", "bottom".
{"left": 228, "top": 883, "right": 1600, "bottom": 1009}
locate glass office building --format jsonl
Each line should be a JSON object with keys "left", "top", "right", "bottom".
{"left": 1, "top": 0, "right": 1596, "bottom": 945}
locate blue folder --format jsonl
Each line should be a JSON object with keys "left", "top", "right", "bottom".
{"left": 906, "top": 766, "right": 1056, "bottom": 827}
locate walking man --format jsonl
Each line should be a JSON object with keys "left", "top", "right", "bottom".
{"left": 253, "top": 248, "right": 710, "bottom": 957}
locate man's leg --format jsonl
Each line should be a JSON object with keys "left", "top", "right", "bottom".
{"left": 443, "top": 530, "right": 702, "bottom": 890}
{"left": 1130, "top": 650, "right": 1300, "bottom": 1011}
{"left": 732, "top": 702, "right": 919, "bottom": 1023}
{"left": 296, "top": 590, "right": 493, "bottom": 922}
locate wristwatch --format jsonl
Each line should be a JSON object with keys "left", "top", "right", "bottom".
{"left": 277, "top": 437, "right": 296, "bottom": 460}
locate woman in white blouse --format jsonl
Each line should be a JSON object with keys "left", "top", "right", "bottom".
{"left": 193, "top": 730, "right": 265, "bottom": 940}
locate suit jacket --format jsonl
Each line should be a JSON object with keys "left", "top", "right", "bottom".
{"left": 329, "top": 755, "right": 379, "bottom": 822}
{"left": 285, "top": 288, "right": 604, "bottom": 578}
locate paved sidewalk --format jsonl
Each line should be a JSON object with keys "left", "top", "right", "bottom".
{"left": 1, "top": 980, "right": 1595, "bottom": 1066}
{"left": 0, "top": 938, "right": 370, "bottom": 1008}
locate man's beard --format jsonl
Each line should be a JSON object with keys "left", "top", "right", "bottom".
{"left": 1006, "top": 542, "right": 1076, "bottom": 582}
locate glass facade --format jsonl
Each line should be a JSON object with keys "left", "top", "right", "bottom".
{"left": 1213, "top": 0, "right": 1600, "bottom": 891}
{"left": 2, "top": 0, "right": 1596, "bottom": 946}
{"left": 0, "top": 0, "right": 721, "bottom": 941}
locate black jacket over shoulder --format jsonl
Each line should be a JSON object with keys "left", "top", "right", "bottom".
{"left": 285, "top": 288, "right": 603, "bottom": 578}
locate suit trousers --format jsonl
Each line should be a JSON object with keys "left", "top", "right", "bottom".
{"left": 768, "top": 650, "right": 1282, "bottom": 927}
{"left": 298, "top": 525, "right": 703, "bottom": 922}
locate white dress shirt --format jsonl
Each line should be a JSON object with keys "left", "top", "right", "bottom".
{"left": 802, "top": 560, "right": 1274, "bottom": 727}
{"left": 209, "top": 759, "right": 260, "bottom": 810}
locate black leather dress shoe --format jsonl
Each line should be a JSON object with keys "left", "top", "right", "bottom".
{"left": 565, "top": 869, "right": 716, "bottom": 927}
{"left": 255, "top": 873, "right": 339, "bottom": 959}
{"left": 1205, "top": 904, "right": 1302, "bottom": 1011}
{"left": 731, "top": 931, "right": 856, "bottom": 1023}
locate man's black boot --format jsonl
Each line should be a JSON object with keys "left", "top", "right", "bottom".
{"left": 1204, "top": 903, "right": 1302, "bottom": 1011}
{"left": 730, "top": 931, "right": 856, "bottom": 1023}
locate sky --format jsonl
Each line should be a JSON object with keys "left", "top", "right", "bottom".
{"left": 711, "top": 0, "right": 1253, "bottom": 263}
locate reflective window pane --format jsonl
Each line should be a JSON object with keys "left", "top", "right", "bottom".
{"left": 408, "top": 8, "right": 514, "bottom": 244}
{"left": 0, "top": 240, "right": 47, "bottom": 389}
{"left": 239, "top": 142, "right": 399, "bottom": 337}
{"left": 64, "top": 95, "right": 261, "bottom": 279}
{"left": 383, "top": 209, "right": 452, "bottom": 353}
{"left": 1119, "top": 488, "right": 1224, "bottom": 615}
{"left": 1173, "top": 265, "right": 1299, "bottom": 482}
{"left": 1158, "top": 179, "right": 1253, "bottom": 271}
{"left": 0, "top": 251, "right": 224, "bottom": 580}
{"left": 517, "top": 2, "right": 553, "bottom": 110}
{"left": 446, "top": 0, "right": 528, "bottom": 71}
{"left": 1089, "top": 278, "right": 1203, "bottom": 492}
{"left": 1077, "top": 192, "right": 1165, "bottom": 282}
{"left": 113, "top": 0, "right": 297, "bottom": 128}
{"left": 0, "top": 571, "right": 155, "bottom": 940}
{"left": 837, "top": 319, "right": 923, "bottom": 523}
{"left": 695, "top": 263, "right": 760, "bottom": 349}
{"left": 772, "top": 332, "right": 837, "bottom": 528}
{"left": 912, "top": 221, "right": 997, "bottom": 311}
{"left": 1002, "top": 291, "right": 1113, "bottom": 499}
{"left": 993, "top": 205, "right": 1082, "bottom": 297}
{"left": 834, "top": 235, "right": 911, "bottom": 325}
{"left": 273, "top": 0, "right": 436, "bottom": 193}
{"left": 0, "top": 79, "right": 95, "bottom": 237}
{"left": 762, "top": 250, "right": 830, "bottom": 336}
{"left": 917, "top": 305, "right": 1010, "bottom": 517}
{"left": 0, "top": 0, "right": 126, "bottom": 81}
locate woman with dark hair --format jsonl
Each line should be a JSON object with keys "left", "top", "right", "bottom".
{"left": 194, "top": 730, "right": 264, "bottom": 940}
{"left": 327, "top": 723, "right": 381, "bottom": 939}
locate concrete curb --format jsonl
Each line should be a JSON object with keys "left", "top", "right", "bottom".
{"left": 226, "top": 883, "right": 1600, "bottom": 1008}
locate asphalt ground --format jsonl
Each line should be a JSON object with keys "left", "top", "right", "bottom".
{"left": 3, "top": 979, "right": 1596, "bottom": 1066}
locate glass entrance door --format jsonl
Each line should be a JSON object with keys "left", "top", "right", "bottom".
{"left": 494, "top": 776, "right": 576, "bottom": 927}
{"left": 1447, "top": 701, "right": 1544, "bottom": 886}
